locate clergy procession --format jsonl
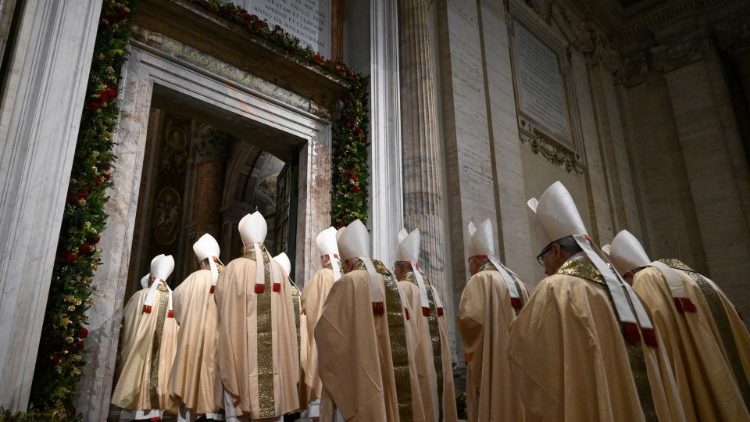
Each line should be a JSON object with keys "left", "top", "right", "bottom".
{"left": 112, "top": 181, "right": 750, "bottom": 422}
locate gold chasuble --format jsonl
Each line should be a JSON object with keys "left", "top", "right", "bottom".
{"left": 632, "top": 265, "right": 750, "bottom": 421}
{"left": 458, "top": 257, "right": 529, "bottom": 422}
{"left": 660, "top": 259, "right": 750, "bottom": 413}
{"left": 300, "top": 263, "right": 336, "bottom": 401}
{"left": 168, "top": 265, "right": 224, "bottom": 414}
{"left": 396, "top": 264, "right": 458, "bottom": 422}
{"left": 509, "top": 255, "right": 685, "bottom": 422}
{"left": 315, "top": 258, "right": 424, "bottom": 421}
{"left": 112, "top": 282, "right": 179, "bottom": 412}
{"left": 118, "top": 288, "right": 148, "bottom": 368}
{"left": 215, "top": 245, "right": 299, "bottom": 419}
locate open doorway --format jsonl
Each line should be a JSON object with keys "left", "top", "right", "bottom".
{"left": 125, "top": 89, "right": 300, "bottom": 302}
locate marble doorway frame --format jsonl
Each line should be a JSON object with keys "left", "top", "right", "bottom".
{"left": 77, "top": 42, "right": 332, "bottom": 421}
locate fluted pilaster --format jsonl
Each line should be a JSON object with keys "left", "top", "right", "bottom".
{"left": 398, "top": 0, "right": 452, "bottom": 335}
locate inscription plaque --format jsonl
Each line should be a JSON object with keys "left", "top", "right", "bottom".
{"left": 231, "top": 0, "right": 331, "bottom": 57}
{"left": 512, "top": 21, "right": 572, "bottom": 148}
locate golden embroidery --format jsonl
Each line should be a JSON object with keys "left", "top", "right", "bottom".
{"left": 380, "top": 261, "right": 413, "bottom": 421}
{"left": 557, "top": 258, "right": 606, "bottom": 286}
{"left": 148, "top": 286, "right": 169, "bottom": 409}
{"left": 425, "top": 282, "right": 444, "bottom": 420}
{"left": 661, "top": 259, "right": 750, "bottom": 406}
{"left": 247, "top": 246, "right": 276, "bottom": 418}
{"left": 290, "top": 281, "right": 301, "bottom": 369}
{"left": 562, "top": 258, "right": 657, "bottom": 420}
{"left": 658, "top": 258, "right": 693, "bottom": 273}
{"left": 401, "top": 269, "right": 444, "bottom": 417}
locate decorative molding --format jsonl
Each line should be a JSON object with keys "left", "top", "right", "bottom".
{"left": 519, "top": 118, "right": 585, "bottom": 174}
{"left": 619, "top": 0, "right": 730, "bottom": 41}
{"left": 131, "top": 25, "right": 328, "bottom": 117}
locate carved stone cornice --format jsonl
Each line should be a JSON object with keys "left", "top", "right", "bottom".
{"left": 618, "top": 30, "right": 711, "bottom": 87}
{"left": 619, "top": 0, "right": 727, "bottom": 41}
{"left": 713, "top": 16, "right": 750, "bottom": 54}
{"left": 650, "top": 31, "right": 709, "bottom": 74}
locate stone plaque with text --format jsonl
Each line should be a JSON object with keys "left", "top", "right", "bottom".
{"left": 231, "top": 0, "right": 331, "bottom": 58}
{"left": 511, "top": 21, "right": 573, "bottom": 149}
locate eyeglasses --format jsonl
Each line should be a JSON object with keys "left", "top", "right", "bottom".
{"left": 536, "top": 243, "right": 554, "bottom": 266}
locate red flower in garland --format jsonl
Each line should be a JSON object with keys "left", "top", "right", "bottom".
{"left": 78, "top": 327, "right": 89, "bottom": 339}
{"left": 60, "top": 250, "right": 78, "bottom": 265}
{"left": 314, "top": 54, "right": 324, "bottom": 65}
{"left": 88, "top": 234, "right": 101, "bottom": 244}
{"left": 49, "top": 353, "right": 61, "bottom": 367}
{"left": 68, "top": 190, "right": 89, "bottom": 204}
{"left": 80, "top": 243, "right": 94, "bottom": 255}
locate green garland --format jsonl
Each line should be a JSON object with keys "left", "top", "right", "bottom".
{"left": 26, "top": 0, "right": 368, "bottom": 418}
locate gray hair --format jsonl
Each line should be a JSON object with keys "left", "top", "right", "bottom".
{"left": 555, "top": 236, "right": 582, "bottom": 254}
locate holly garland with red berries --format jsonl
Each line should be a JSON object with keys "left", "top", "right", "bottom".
{"left": 22, "top": 0, "right": 368, "bottom": 418}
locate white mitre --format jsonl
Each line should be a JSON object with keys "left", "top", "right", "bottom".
{"left": 238, "top": 211, "right": 267, "bottom": 245}
{"left": 396, "top": 228, "right": 433, "bottom": 313}
{"left": 193, "top": 233, "right": 220, "bottom": 262}
{"left": 193, "top": 233, "right": 221, "bottom": 283}
{"left": 467, "top": 219, "right": 495, "bottom": 256}
{"left": 317, "top": 226, "right": 342, "bottom": 281}
{"left": 396, "top": 228, "right": 420, "bottom": 262}
{"left": 151, "top": 254, "right": 175, "bottom": 281}
{"left": 609, "top": 230, "right": 693, "bottom": 310}
{"left": 527, "top": 182, "right": 654, "bottom": 345}
{"left": 149, "top": 254, "right": 165, "bottom": 277}
{"left": 273, "top": 252, "right": 292, "bottom": 278}
{"left": 316, "top": 227, "right": 340, "bottom": 256}
{"left": 140, "top": 274, "right": 150, "bottom": 289}
{"left": 526, "top": 181, "right": 588, "bottom": 254}
{"left": 339, "top": 219, "right": 383, "bottom": 306}
{"left": 467, "top": 219, "right": 521, "bottom": 304}
{"left": 609, "top": 230, "right": 651, "bottom": 274}
{"left": 339, "top": 219, "right": 370, "bottom": 259}
{"left": 144, "top": 255, "right": 175, "bottom": 315}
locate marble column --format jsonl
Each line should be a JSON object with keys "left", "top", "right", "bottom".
{"left": 192, "top": 126, "right": 229, "bottom": 239}
{"left": 178, "top": 124, "right": 229, "bottom": 278}
{"left": 398, "top": 0, "right": 451, "bottom": 323}
{"left": 0, "top": 0, "right": 103, "bottom": 410}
